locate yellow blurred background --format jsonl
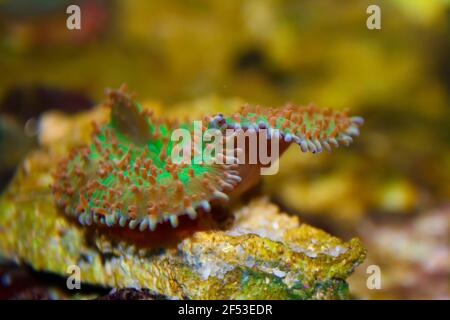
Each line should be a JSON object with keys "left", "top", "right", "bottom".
{"left": 0, "top": 0, "right": 449, "bottom": 299}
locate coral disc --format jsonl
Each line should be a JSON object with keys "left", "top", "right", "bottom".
{"left": 51, "top": 85, "right": 363, "bottom": 232}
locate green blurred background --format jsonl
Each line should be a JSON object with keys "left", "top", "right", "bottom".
{"left": 0, "top": 0, "right": 449, "bottom": 299}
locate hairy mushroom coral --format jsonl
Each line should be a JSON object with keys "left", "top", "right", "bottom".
{"left": 51, "top": 85, "right": 363, "bottom": 233}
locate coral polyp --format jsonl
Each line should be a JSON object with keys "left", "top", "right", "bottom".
{"left": 51, "top": 85, "right": 363, "bottom": 232}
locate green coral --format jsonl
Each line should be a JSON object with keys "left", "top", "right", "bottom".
{"left": 52, "top": 85, "right": 363, "bottom": 234}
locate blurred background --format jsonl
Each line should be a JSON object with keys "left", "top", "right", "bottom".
{"left": 0, "top": 0, "right": 449, "bottom": 299}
